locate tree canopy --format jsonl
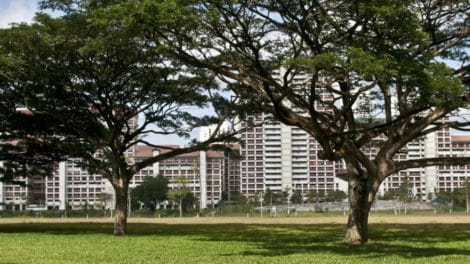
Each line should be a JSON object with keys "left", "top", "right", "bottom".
{"left": 0, "top": 0, "right": 245, "bottom": 235}
{"left": 131, "top": 174, "right": 169, "bottom": 211}
{"left": 1, "top": 0, "right": 468, "bottom": 243}
{"left": 123, "top": 0, "right": 469, "bottom": 243}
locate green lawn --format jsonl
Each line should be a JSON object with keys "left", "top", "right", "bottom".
{"left": 0, "top": 221, "right": 469, "bottom": 263}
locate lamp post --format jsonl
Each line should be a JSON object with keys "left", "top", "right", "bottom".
{"left": 287, "top": 196, "right": 290, "bottom": 215}
{"left": 259, "top": 197, "right": 264, "bottom": 218}
{"left": 465, "top": 180, "right": 469, "bottom": 214}
{"left": 127, "top": 188, "right": 132, "bottom": 218}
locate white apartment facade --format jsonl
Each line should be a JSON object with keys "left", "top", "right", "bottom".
{"left": 237, "top": 114, "right": 347, "bottom": 197}
{"left": 236, "top": 113, "right": 470, "bottom": 201}
{"left": 436, "top": 134, "right": 470, "bottom": 192}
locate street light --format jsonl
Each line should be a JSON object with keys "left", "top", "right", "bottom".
{"left": 465, "top": 180, "right": 469, "bottom": 214}
{"left": 287, "top": 196, "right": 290, "bottom": 215}
{"left": 128, "top": 188, "right": 132, "bottom": 217}
{"left": 259, "top": 196, "right": 264, "bottom": 217}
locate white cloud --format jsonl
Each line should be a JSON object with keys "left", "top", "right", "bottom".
{"left": 0, "top": 0, "right": 38, "bottom": 28}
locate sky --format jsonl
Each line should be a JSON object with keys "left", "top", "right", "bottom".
{"left": 0, "top": 0, "right": 39, "bottom": 28}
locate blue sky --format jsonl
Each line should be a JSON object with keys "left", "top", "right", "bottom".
{"left": 0, "top": 0, "right": 39, "bottom": 28}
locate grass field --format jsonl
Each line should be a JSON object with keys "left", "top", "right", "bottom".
{"left": 1, "top": 215, "right": 469, "bottom": 263}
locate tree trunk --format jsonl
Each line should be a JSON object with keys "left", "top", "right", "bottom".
{"left": 344, "top": 174, "right": 376, "bottom": 244}
{"left": 113, "top": 180, "right": 129, "bottom": 236}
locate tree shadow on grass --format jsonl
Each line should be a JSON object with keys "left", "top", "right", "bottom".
{"left": 186, "top": 223, "right": 470, "bottom": 259}
{"left": 0, "top": 223, "right": 113, "bottom": 235}
{"left": 1, "top": 222, "right": 469, "bottom": 259}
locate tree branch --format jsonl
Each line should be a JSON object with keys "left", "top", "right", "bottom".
{"left": 393, "top": 156, "right": 470, "bottom": 174}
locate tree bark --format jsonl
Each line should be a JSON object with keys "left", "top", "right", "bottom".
{"left": 113, "top": 180, "right": 129, "bottom": 236}
{"left": 344, "top": 174, "right": 375, "bottom": 244}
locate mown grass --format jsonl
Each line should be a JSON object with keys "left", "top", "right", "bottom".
{"left": 1, "top": 221, "right": 469, "bottom": 263}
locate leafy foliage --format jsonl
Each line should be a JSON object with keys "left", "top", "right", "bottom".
{"left": 306, "top": 190, "right": 326, "bottom": 203}
{"left": 436, "top": 180, "right": 470, "bottom": 209}
{"left": 381, "top": 177, "right": 414, "bottom": 203}
{"left": 290, "top": 190, "right": 304, "bottom": 204}
{"left": 325, "top": 191, "right": 348, "bottom": 203}
{"left": 0, "top": 0, "right": 243, "bottom": 235}
{"left": 167, "top": 175, "right": 193, "bottom": 217}
{"left": 126, "top": 0, "right": 469, "bottom": 243}
{"left": 131, "top": 174, "right": 169, "bottom": 212}
{"left": 2, "top": 0, "right": 469, "bottom": 243}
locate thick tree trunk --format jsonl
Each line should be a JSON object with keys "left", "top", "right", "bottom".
{"left": 113, "top": 180, "right": 129, "bottom": 236}
{"left": 344, "top": 174, "right": 376, "bottom": 244}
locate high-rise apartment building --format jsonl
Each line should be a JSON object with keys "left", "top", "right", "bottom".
{"left": 236, "top": 113, "right": 470, "bottom": 201}
{"left": 436, "top": 134, "right": 470, "bottom": 192}
{"left": 0, "top": 174, "right": 29, "bottom": 211}
{"left": 237, "top": 114, "right": 347, "bottom": 197}
{"left": 0, "top": 162, "right": 46, "bottom": 211}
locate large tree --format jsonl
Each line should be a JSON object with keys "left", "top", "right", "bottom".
{"left": 0, "top": 0, "right": 244, "bottom": 235}
{"left": 126, "top": 0, "right": 469, "bottom": 243}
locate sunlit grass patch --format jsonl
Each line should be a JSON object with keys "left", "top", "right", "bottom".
{"left": 1, "top": 221, "right": 469, "bottom": 263}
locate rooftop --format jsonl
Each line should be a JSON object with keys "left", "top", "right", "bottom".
{"left": 135, "top": 145, "right": 238, "bottom": 159}
{"left": 451, "top": 135, "right": 470, "bottom": 143}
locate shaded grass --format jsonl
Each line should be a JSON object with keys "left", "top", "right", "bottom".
{"left": 0, "top": 222, "right": 469, "bottom": 263}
